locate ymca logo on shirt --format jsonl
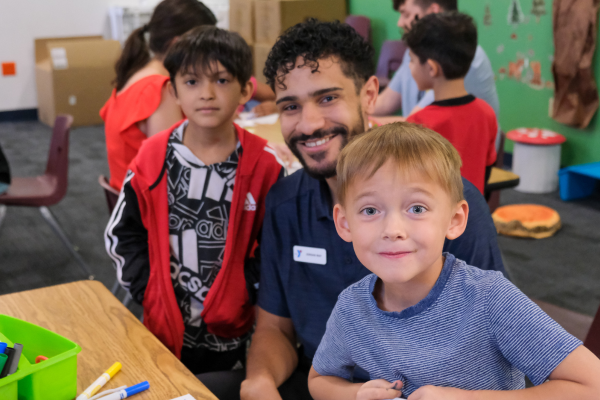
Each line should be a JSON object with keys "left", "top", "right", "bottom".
{"left": 244, "top": 192, "right": 256, "bottom": 211}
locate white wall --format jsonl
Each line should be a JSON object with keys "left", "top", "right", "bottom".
{"left": 0, "top": 0, "right": 227, "bottom": 113}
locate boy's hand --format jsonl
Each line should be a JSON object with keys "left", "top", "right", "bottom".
{"left": 407, "top": 385, "right": 466, "bottom": 400}
{"left": 356, "top": 379, "right": 403, "bottom": 400}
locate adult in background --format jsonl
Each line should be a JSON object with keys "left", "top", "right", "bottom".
{"left": 101, "top": 0, "right": 217, "bottom": 191}
{"left": 373, "top": 0, "right": 500, "bottom": 143}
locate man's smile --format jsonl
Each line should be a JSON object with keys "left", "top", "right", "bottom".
{"left": 298, "top": 134, "right": 338, "bottom": 149}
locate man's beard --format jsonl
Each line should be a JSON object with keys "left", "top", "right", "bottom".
{"left": 287, "top": 111, "right": 365, "bottom": 180}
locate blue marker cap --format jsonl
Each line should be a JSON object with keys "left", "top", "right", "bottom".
{"left": 125, "top": 381, "right": 150, "bottom": 397}
{"left": 0, "top": 343, "right": 7, "bottom": 354}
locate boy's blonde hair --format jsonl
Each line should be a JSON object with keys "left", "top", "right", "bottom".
{"left": 336, "top": 122, "right": 464, "bottom": 205}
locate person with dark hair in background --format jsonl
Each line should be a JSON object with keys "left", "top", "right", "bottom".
{"left": 405, "top": 12, "right": 497, "bottom": 194}
{"left": 189, "top": 19, "right": 504, "bottom": 400}
{"left": 0, "top": 143, "right": 10, "bottom": 194}
{"left": 100, "top": 0, "right": 217, "bottom": 191}
{"left": 104, "top": 26, "right": 284, "bottom": 377}
{"left": 373, "top": 0, "right": 500, "bottom": 149}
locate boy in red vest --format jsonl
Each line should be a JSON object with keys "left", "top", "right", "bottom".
{"left": 104, "top": 26, "right": 285, "bottom": 374}
{"left": 405, "top": 12, "right": 497, "bottom": 194}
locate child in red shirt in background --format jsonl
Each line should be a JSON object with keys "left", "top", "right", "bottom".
{"left": 101, "top": 0, "right": 218, "bottom": 191}
{"left": 405, "top": 12, "right": 496, "bottom": 194}
{"left": 101, "top": 0, "right": 280, "bottom": 191}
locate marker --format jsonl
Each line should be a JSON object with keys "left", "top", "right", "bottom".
{"left": 6, "top": 344, "right": 22, "bottom": 376}
{"left": 76, "top": 362, "right": 122, "bottom": 400}
{"left": 0, "top": 343, "right": 7, "bottom": 354}
{"left": 0, "top": 344, "right": 22, "bottom": 378}
{"left": 97, "top": 381, "right": 150, "bottom": 400}
{"left": 0, "top": 353, "right": 7, "bottom": 374}
{"left": 35, "top": 355, "right": 48, "bottom": 364}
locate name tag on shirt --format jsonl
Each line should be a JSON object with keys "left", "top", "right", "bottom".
{"left": 293, "top": 245, "right": 327, "bottom": 265}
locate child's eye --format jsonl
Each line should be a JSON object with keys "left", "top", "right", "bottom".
{"left": 186, "top": 79, "right": 197, "bottom": 86}
{"left": 408, "top": 205, "right": 427, "bottom": 214}
{"left": 283, "top": 104, "right": 298, "bottom": 112}
{"left": 361, "top": 207, "right": 379, "bottom": 216}
{"left": 217, "top": 78, "right": 228, "bottom": 84}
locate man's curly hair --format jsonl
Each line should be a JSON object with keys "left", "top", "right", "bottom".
{"left": 263, "top": 18, "right": 375, "bottom": 92}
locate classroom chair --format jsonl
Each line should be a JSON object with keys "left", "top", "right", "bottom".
{"left": 98, "top": 175, "right": 133, "bottom": 306}
{"left": 585, "top": 303, "right": 600, "bottom": 358}
{"left": 486, "top": 131, "right": 509, "bottom": 213}
{"left": 0, "top": 115, "right": 94, "bottom": 279}
{"left": 99, "top": 174, "right": 119, "bottom": 214}
{"left": 345, "top": 15, "right": 371, "bottom": 43}
{"left": 376, "top": 40, "right": 407, "bottom": 90}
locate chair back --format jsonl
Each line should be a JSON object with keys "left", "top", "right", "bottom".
{"left": 376, "top": 40, "right": 407, "bottom": 80}
{"left": 585, "top": 305, "right": 600, "bottom": 358}
{"left": 496, "top": 131, "right": 506, "bottom": 168}
{"left": 44, "top": 114, "right": 73, "bottom": 205}
{"left": 99, "top": 175, "right": 120, "bottom": 214}
{"left": 345, "top": 15, "right": 371, "bottom": 43}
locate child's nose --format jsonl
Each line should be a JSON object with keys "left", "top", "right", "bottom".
{"left": 199, "top": 83, "right": 215, "bottom": 100}
{"left": 383, "top": 213, "right": 407, "bottom": 240}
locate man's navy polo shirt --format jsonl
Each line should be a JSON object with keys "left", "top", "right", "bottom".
{"left": 258, "top": 169, "right": 505, "bottom": 360}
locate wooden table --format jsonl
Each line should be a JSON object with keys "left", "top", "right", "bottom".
{"left": 247, "top": 121, "right": 285, "bottom": 144}
{"left": 0, "top": 281, "right": 217, "bottom": 400}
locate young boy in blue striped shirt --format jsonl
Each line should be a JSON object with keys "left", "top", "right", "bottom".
{"left": 308, "top": 122, "right": 600, "bottom": 400}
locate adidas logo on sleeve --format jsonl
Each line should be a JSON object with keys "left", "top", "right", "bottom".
{"left": 244, "top": 193, "right": 256, "bottom": 211}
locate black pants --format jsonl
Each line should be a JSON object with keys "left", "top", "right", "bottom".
{"left": 181, "top": 345, "right": 247, "bottom": 376}
{"left": 197, "top": 356, "right": 313, "bottom": 400}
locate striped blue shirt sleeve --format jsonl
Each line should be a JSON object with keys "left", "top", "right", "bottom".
{"left": 485, "top": 274, "right": 582, "bottom": 386}
{"left": 312, "top": 300, "right": 355, "bottom": 381}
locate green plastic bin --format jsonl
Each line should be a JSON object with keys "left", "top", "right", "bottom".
{"left": 0, "top": 314, "right": 81, "bottom": 400}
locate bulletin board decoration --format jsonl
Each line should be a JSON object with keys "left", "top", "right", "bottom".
{"left": 484, "top": 4, "right": 493, "bottom": 26}
{"left": 531, "top": 0, "right": 547, "bottom": 23}
{"left": 508, "top": 0, "right": 525, "bottom": 26}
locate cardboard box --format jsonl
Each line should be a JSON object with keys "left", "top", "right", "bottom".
{"left": 230, "top": 0, "right": 255, "bottom": 45}
{"left": 254, "top": 0, "right": 347, "bottom": 44}
{"left": 253, "top": 42, "right": 276, "bottom": 84}
{"left": 35, "top": 36, "right": 121, "bottom": 127}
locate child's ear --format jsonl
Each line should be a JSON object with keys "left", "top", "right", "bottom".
{"left": 333, "top": 204, "right": 353, "bottom": 243}
{"left": 446, "top": 200, "right": 469, "bottom": 240}
{"left": 426, "top": 59, "right": 441, "bottom": 78}
{"left": 239, "top": 78, "right": 255, "bottom": 106}
{"left": 168, "top": 80, "right": 180, "bottom": 105}
{"left": 361, "top": 75, "right": 380, "bottom": 116}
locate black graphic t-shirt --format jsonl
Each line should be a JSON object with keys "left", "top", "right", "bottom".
{"left": 167, "top": 121, "right": 249, "bottom": 352}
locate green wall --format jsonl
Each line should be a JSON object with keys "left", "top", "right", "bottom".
{"left": 349, "top": 0, "right": 600, "bottom": 167}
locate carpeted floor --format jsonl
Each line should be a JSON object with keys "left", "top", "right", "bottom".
{"left": 0, "top": 120, "right": 599, "bottom": 319}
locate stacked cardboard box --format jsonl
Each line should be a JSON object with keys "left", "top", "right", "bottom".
{"left": 35, "top": 36, "right": 121, "bottom": 127}
{"left": 230, "top": 0, "right": 347, "bottom": 84}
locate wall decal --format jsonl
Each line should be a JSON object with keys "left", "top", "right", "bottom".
{"left": 484, "top": 4, "right": 493, "bottom": 26}
{"left": 531, "top": 0, "right": 547, "bottom": 23}
{"left": 508, "top": 0, "right": 526, "bottom": 26}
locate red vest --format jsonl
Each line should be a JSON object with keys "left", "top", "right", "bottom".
{"left": 128, "top": 121, "right": 282, "bottom": 358}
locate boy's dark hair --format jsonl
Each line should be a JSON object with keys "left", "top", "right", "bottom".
{"left": 114, "top": 0, "right": 217, "bottom": 91}
{"left": 392, "top": 0, "right": 457, "bottom": 11}
{"left": 263, "top": 19, "right": 375, "bottom": 91}
{"left": 403, "top": 11, "right": 477, "bottom": 80}
{"left": 164, "top": 26, "right": 253, "bottom": 90}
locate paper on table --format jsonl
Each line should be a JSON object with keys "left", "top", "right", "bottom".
{"left": 170, "top": 395, "right": 196, "bottom": 400}
{"left": 235, "top": 112, "right": 279, "bottom": 128}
